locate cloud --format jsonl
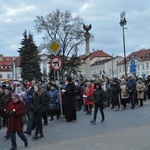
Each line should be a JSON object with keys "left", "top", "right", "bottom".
{"left": 1, "top": 0, "right": 150, "bottom": 57}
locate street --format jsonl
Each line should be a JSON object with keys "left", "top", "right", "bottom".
{"left": 1, "top": 100, "right": 150, "bottom": 150}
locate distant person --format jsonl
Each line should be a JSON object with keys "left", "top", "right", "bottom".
{"left": 90, "top": 83, "right": 105, "bottom": 124}
{"left": 64, "top": 77, "right": 76, "bottom": 122}
{"left": 136, "top": 78, "right": 145, "bottom": 106}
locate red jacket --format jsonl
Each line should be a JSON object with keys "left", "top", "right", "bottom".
{"left": 83, "top": 85, "right": 94, "bottom": 105}
{"left": 6, "top": 100, "right": 25, "bottom": 133}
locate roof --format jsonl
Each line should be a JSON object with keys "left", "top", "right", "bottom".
{"left": 118, "top": 49, "right": 150, "bottom": 65}
{"left": 14, "top": 56, "right": 21, "bottom": 67}
{"left": 79, "top": 50, "right": 111, "bottom": 61}
{"left": 0, "top": 56, "right": 13, "bottom": 71}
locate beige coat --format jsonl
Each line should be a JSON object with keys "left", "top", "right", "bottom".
{"left": 136, "top": 81, "right": 145, "bottom": 100}
{"left": 120, "top": 79, "right": 129, "bottom": 99}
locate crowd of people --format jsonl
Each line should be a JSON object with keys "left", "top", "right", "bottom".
{"left": 0, "top": 75, "right": 150, "bottom": 150}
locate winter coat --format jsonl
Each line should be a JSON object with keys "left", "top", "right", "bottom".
{"left": 30, "top": 93, "right": 45, "bottom": 113}
{"left": 64, "top": 82, "right": 76, "bottom": 121}
{"left": 41, "top": 91, "right": 50, "bottom": 111}
{"left": 93, "top": 88, "right": 105, "bottom": 105}
{"left": 6, "top": 100, "right": 25, "bottom": 132}
{"left": 120, "top": 83, "right": 129, "bottom": 99}
{"left": 111, "top": 83, "right": 121, "bottom": 102}
{"left": 48, "top": 89, "right": 60, "bottom": 110}
{"left": 83, "top": 85, "right": 94, "bottom": 105}
{"left": 136, "top": 81, "right": 145, "bottom": 100}
{"left": 126, "top": 79, "right": 137, "bottom": 93}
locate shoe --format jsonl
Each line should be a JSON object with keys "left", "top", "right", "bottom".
{"left": 43, "top": 123, "right": 47, "bottom": 126}
{"left": 24, "top": 141, "right": 28, "bottom": 147}
{"left": 100, "top": 120, "right": 105, "bottom": 123}
{"left": 131, "top": 107, "right": 134, "bottom": 109}
{"left": 90, "top": 120, "right": 96, "bottom": 124}
{"left": 9, "top": 148, "right": 17, "bottom": 150}
{"left": 39, "top": 131, "right": 44, "bottom": 138}
{"left": 57, "top": 116, "right": 60, "bottom": 119}
{"left": 24, "top": 131, "right": 31, "bottom": 135}
{"left": 49, "top": 118, "right": 54, "bottom": 121}
{"left": 4, "top": 132, "right": 10, "bottom": 139}
{"left": 32, "top": 133, "right": 38, "bottom": 140}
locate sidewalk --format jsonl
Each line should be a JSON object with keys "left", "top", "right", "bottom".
{"left": 25, "top": 124, "right": 150, "bottom": 150}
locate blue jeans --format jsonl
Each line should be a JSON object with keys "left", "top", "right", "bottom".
{"left": 10, "top": 131, "right": 27, "bottom": 149}
{"left": 26, "top": 110, "right": 34, "bottom": 131}
{"left": 129, "top": 93, "right": 136, "bottom": 107}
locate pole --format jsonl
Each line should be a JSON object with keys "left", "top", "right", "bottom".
{"left": 57, "top": 71, "right": 63, "bottom": 119}
{"left": 122, "top": 25, "right": 127, "bottom": 76}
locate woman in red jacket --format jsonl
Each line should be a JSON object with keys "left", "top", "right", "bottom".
{"left": 83, "top": 82, "right": 94, "bottom": 115}
{"left": 6, "top": 93, "right": 28, "bottom": 150}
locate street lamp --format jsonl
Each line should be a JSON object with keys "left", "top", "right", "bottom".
{"left": 120, "top": 11, "right": 127, "bottom": 77}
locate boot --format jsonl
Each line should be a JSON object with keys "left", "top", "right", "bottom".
{"left": 39, "top": 130, "right": 44, "bottom": 138}
{"left": 4, "top": 132, "right": 10, "bottom": 139}
{"left": 32, "top": 132, "right": 38, "bottom": 140}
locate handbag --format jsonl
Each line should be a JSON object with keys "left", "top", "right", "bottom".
{"left": 21, "top": 115, "right": 28, "bottom": 125}
{"left": 89, "top": 96, "right": 94, "bottom": 101}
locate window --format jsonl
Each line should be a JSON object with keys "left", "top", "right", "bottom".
{"left": 119, "top": 67, "right": 121, "bottom": 72}
{"left": 43, "top": 68, "right": 47, "bottom": 76}
{"left": 142, "top": 64, "right": 144, "bottom": 69}
{"left": 7, "top": 74, "right": 10, "bottom": 78}
{"left": 146, "top": 63, "right": 149, "bottom": 69}
{"left": 137, "top": 64, "right": 139, "bottom": 70}
{"left": 0, "top": 74, "right": 2, "bottom": 78}
{"left": 123, "top": 66, "right": 124, "bottom": 72}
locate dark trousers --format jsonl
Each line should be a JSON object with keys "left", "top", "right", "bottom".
{"left": 42, "top": 111, "right": 48, "bottom": 124}
{"left": 50, "top": 110, "right": 60, "bottom": 119}
{"left": 33, "top": 112, "right": 43, "bottom": 134}
{"left": 93, "top": 104, "right": 105, "bottom": 121}
{"left": 129, "top": 93, "right": 136, "bottom": 107}
{"left": 10, "top": 131, "right": 27, "bottom": 149}
{"left": 26, "top": 110, "right": 34, "bottom": 132}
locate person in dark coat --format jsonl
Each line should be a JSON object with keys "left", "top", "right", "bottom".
{"left": 0, "top": 85, "right": 5, "bottom": 129}
{"left": 90, "top": 83, "right": 106, "bottom": 124}
{"left": 126, "top": 76, "right": 137, "bottom": 109}
{"left": 48, "top": 84, "right": 60, "bottom": 121}
{"left": 41, "top": 84, "right": 50, "bottom": 125}
{"left": 64, "top": 77, "right": 76, "bottom": 122}
{"left": 6, "top": 93, "right": 28, "bottom": 150}
{"left": 24, "top": 80, "right": 36, "bottom": 136}
{"left": 1, "top": 86, "right": 12, "bottom": 139}
{"left": 31, "top": 84, "right": 45, "bottom": 140}
{"left": 111, "top": 79, "right": 121, "bottom": 111}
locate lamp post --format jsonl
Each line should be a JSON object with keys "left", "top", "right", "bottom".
{"left": 120, "top": 11, "right": 127, "bottom": 77}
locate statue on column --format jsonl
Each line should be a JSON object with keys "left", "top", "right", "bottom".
{"left": 83, "top": 24, "right": 92, "bottom": 33}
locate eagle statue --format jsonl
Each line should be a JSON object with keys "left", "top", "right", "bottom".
{"left": 83, "top": 24, "right": 92, "bottom": 32}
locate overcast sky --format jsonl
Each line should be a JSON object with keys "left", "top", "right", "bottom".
{"left": 1, "top": 0, "right": 150, "bottom": 57}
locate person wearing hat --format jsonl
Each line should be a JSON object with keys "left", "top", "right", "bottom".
{"left": 1, "top": 86, "right": 12, "bottom": 139}
{"left": 64, "top": 77, "right": 77, "bottom": 122}
{"left": 48, "top": 83, "right": 60, "bottom": 121}
{"left": 111, "top": 79, "right": 121, "bottom": 111}
{"left": 6, "top": 93, "right": 28, "bottom": 150}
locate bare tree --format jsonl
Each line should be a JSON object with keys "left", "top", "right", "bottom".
{"left": 34, "top": 9, "right": 85, "bottom": 61}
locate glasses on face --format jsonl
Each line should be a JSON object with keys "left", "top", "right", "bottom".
{"left": 12, "top": 98, "right": 17, "bottom": 100}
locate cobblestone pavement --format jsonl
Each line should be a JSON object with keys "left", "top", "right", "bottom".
{"left": 1, "top": 100, "right": 150, "bottom": 150}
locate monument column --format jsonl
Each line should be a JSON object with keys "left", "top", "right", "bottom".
{"left": 83, "top": 24, "right": 92, "bottom": 80}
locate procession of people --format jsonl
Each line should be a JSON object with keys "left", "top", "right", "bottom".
{"left": 0, "top": 75, "right": 150, "bottom": 150}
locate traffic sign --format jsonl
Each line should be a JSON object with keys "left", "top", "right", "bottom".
{"left": 47, "top": 39, "right": 62, "bottom": 56}
{"left": 50, "top": 56, "right": 62, "bottom": 71}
